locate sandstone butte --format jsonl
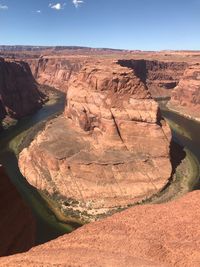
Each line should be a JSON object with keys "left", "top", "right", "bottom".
{"left": 18, "top": 59, "right": 173, "bottom": 221}
{"left": 0, "top": 57, "right": 44, "bottom": 124}
{"left": 0, "top": 166, "right": 35, "bottom": 257}
{"left": 1, "top": 190, "right": 200, "bottom": 267}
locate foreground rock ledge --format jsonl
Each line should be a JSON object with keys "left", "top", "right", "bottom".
{"left": 1, "top": 191, "right": 200, "bottom": 267}
{"left": 19, "top": 60, "right": 172, "bottom": 220}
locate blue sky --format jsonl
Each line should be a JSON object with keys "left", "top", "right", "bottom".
{"left": 0, "top": 0, "right": 199, "bottom": 50}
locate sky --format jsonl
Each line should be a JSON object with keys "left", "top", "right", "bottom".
{"left": 0, "top": 0, "right": 200, "bottom": 50}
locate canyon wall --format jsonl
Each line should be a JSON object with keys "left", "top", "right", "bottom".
{"left": 18, "top": 60, "right": 172, "bottom": 221}
{"left": 118, "top": 59, "right": 188, "bottom": 98}
{"left": 0, "top": 166, "right": 35, "bottom": 257}
{"left": 0, "top": 57, "right": 44, "bottom": 123}
{"left": 27, "top": 57, "right": 83, "bottom": 92}
{"left": 1, "top": 190, "right": 200, "bottom": 267}
{"left": 168, "top": 64, "right": 200, "bottom": 120}
{"left": 26, "top": 57, "right": 187, "bottom": 99}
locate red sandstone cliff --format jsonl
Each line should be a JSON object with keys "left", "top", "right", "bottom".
{"left": 0, "top": 57, "right": 44, "bottom": 122}
{"left": 118, "top": 59, "right": 187, "bottom": 98}
{"left": 18, "top": 60, "right": 172, "bottom": 221}
{"left": 27, "top": 56, "right": 83, "bottom": 92}
{"left": 168, "top": 64, "right": 200, "bottom": 120}
{"left": 27, "top": 56, "right": 187, "bottom": 99}
{"left": 0, "top": 166, "right": 35, "bottom": 257}
{"left": 1, "top": 190, "right": 200, "bottom": 267}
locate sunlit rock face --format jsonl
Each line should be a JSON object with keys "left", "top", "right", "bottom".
{"left": 27, "top": 56, "right": 83, "bottom": 92}
{"left": 0, "top": 57, "right": 44, "bottom": 121}
{"left": 168, "top": 64, "right": 200, "bottom": 120}
{"left": 19, "top": 59, "right": 172, "bottom": 221}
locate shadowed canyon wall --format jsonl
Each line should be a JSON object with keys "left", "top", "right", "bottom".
{"left": 0, "top": 166, "right": 35, "bottom": 257}
{"left": 0, "top": 58, "right": 45, "bottom": 256}
{"left": 0, "top": 57, "right": 44, "bottom": 123}
{"left": 118, "top": 59, "right": 188, "bottom": 98}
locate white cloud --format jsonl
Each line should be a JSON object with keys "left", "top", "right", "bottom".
{"left": 72, "top": 0, "right": 84, "bottom": 8}
{"left": 0, "top": 4, "right": 8, "bottom": 10}
{"left": 36, "top": 10, "right": 41, "bottom": 13}
{"left": 49, "top": 3, "right": 65, "bottom": 10}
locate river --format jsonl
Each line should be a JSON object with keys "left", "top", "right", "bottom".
{"left": 161, "top": 108, "right": 200, "bottom": 189}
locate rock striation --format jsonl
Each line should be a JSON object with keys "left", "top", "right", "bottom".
{"left": 26, "top": 57, "right": 187, "bottom": 99}
{"left": 168, "top": 64, "right": 200, "bottom": 120}
{"left": 1, "top": 190, "right": 200, "bottom": 267}
{"left": 0, "top": 165, "right": 35, "bottom": 257}
{"left": 0, "top": 57, "right": 44, "bottom": 123}
{"left": 27, "top": 57, "right": 83, "bottom": 92}
{"left": 19, "top": 60, "right": 172, "bottom": 221}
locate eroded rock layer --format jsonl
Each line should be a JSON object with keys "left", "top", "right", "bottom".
{"left": 0, "top": 57, "right": 44, "bottom": 121}
{"left": 0, "top": 166, "right": 35, "bottom": 257}
{"left": 168, "top": 64, "right": 200, "bottom": 120}
{"left": 27, "top": 57, "right": 83, "bottom": 92}
{"left": 1, "top": 191, "right": 200, "bottom": 267}
{"left": 19, "top": 60, "right": 172, "bottom": 220}
{"left": 118, "top": 59, "right": 187, "bottom": 98}
{"left": 27, "top": 57, "right": 187, "bottom": 98}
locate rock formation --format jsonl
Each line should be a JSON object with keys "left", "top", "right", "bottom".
{"left": 0, "top": 165, "right": 35, "bottom": 257}
{"left": 25, "top": 57, "right": 187, "bottom": 99}
{"left": 18, "top": 60, "right": 172, "bottom": 221}
{"left": 118, "top": 59, "right": 187, "bottom": 98}
{"left": 0, "top": 57, "right": 44, "bottom": 123}
{"left": 27, "top": 57, "right": 83, "bottom": 92}
{"left": 1, "top": 190, "right": 200, "bottom": 267}
{"left": 168, "top": 64, "right": 200, "bottom": 120}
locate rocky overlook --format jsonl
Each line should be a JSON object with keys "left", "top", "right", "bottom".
{"left": 1, "top": 191, "right": 200, "bottom": 267}
{"left": 0, "top": 58, "right": 44, "bottom": 125}
{"left": 19, "top": 59, "right": 172, "bottom": 221}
